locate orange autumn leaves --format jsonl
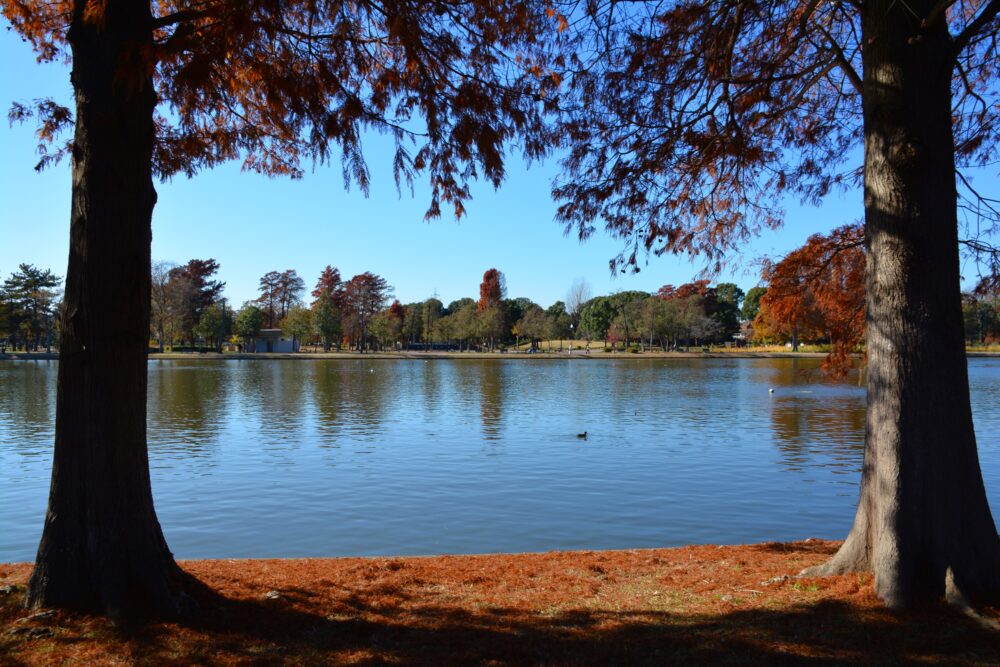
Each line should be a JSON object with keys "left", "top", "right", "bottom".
{"left": 755, "top": 224, "right": 865, "bottom": 377}
{"left": 2, "top": 0, "right": 563, "bottom": 219}
{"left": 477, "top": 268, "right": 505, "bottom": 312}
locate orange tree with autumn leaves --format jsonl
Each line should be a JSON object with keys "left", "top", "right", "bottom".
{"left": 553, "top": 0, "right": 1000, "bottom": 608}
{"left": 753, "top": 224, "right": 866, "bottom": 375}
{"left": 2, "top": 0, "right": 561, "bottom": 620}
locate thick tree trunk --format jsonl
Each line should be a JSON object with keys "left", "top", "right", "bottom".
{"left": 26, "top": 1, "right": 194, "bottom": 620}
{"left": 804, "top": 0, "right": 1000, "bottom": 607}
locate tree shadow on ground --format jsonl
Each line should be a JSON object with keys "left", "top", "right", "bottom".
{"left": 3, "top": 543, "right": 998, "bottom": 666}
{"left": 122, "top": 580, "right": 1000, "bottom": 665}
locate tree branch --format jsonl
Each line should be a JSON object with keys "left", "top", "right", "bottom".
{"left": 798, "top": 0, "right": 824, "bottom": 33}
{"left": 952, "top": 0, "right": 1000, "bottom": 56}
{"left": 957, "top": 169, "right": 1000, "bottom": 219}
{"left": 921, "top": 0, "right": 958, "bottom": 29}
{"left": 152, "top": 9, "right": 209, "bottom": 29}
{"left": 816, "top": 25, "right": 863, "bottom": 94}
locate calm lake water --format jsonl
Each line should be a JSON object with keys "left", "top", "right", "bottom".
{"left": 2, "top": 357, "right": 999, "bottom": 563}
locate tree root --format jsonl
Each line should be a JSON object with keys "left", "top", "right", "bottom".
{"left": 799, "top": 555, "right": 1000, "bottom": 625}
{"left": 945, "top": 568, "right": 1000, "bottom": 631}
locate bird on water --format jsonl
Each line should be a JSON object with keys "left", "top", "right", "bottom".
{"left": 576, "top": 431, "right": 588, "bottom": 439}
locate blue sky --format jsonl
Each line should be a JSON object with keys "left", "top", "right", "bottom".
{"left": 1, "top": 25, "right": 867, "bottom": 309}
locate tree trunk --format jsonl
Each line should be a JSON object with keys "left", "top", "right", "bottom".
{"left": 26, "top": 2, "right": 194, "bottom": 621}
{"left": 804, "top": 0, "right": 1000, "bottom": 608}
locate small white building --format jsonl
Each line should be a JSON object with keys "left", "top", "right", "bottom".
{"left": 253, "top": 329, "right": 299, "bottom": 353}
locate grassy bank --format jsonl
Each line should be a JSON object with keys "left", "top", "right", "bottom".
{"left": 2, "top": 540, "right": 998, "bottom": 665}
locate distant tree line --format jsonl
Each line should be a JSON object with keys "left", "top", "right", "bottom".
{"left": 258, "top": 267, "right": 754, "bottom": 353}
{"left": 962, "top": 290, "right": 1000, "bottom": 345}
{"left": 5, "top": 253, "right": 998, "bottom": 358}
{"left": 143, "top": 261, "right": 759, "bottom": 353}
{"left": 2, "top": 247, "right": 988, "bottom": 359}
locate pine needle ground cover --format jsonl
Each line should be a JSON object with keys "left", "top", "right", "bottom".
{"left": 2, "top": 540, "right": 998, "bottom": 665}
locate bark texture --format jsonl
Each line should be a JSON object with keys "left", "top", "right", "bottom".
{"left": 25, "top": 1, "right": 193, "bottom": 620}
{"left": 803, "top": 0, "right": 1000, "bottom": 607}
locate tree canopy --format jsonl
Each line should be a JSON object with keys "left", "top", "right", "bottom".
{"left": 477, "top": 268, "right": 506, "bottom": 311}
{"left": 553, "top": 0, "right": 999, "bottom": 274}
{"left": 5, "top": 0, "right": 561, "bottom": 216}
{"left": 0, "top": 264, "right": 61, "bottom": 351}
{"left": 755, "top": 224, "right": 865, "bottom": 373}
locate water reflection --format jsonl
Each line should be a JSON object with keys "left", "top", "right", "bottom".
{"left": 450, "top": 362, "right": 484, "bottom": 431}
{"left": 338, "top": 362, "right": 391, "bottom": 440}
{"left": 148, "top": 361, "right": 229, "bottom": 462}
{"left": 478, "top": 361, "right": 507, "bottom": 440}
{"left": 758, "top": 357, "right": 829, "bottom": 388}
{"left": 419, "top": 360, "right": 443, "bottom": 419}
{"left": 312, "top": 362, "right": 346, "bottom": 445}
{"left": 0, "top": 357, "right": 997, "bottom": 562}
{"left": 250, "top": 361, "right": 309, "bottom": 455}
{"left": 770, "top": 395, "right": 865, "bottom": 472}
{"left": 0, "top": 362, "right": 56, "bottom": 452}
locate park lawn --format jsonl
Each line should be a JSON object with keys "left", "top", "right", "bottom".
{"left": 2, "top": 540, "right": 998, "bottom": 666}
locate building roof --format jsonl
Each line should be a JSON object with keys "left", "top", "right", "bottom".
{"left": 257, "top": 329, "right": 286, "bottom": 338}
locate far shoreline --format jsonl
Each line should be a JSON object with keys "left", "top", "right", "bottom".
{"left": 2, "top": 350, "right": 999, "bottom": 361}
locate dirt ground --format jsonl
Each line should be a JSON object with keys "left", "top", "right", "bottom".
{"left": 2, "top": 540, "right": 998, "bottom": 666}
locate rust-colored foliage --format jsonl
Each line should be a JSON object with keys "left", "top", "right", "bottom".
{"left": 3, "top": 0, "right": 565, "bottom": 217}
{"left": 342, "top": 272, "right": 392, "bottom": 337}
{"left": 756, "top": 224, "right": 865, "bottom": 377}
{"left": 659, "top": 280, "right": 709, "bottom": 301}
{"left": 658, "top": 280, "right": 719, "bottom": 314}
{"left": 5, "top": 542, "right": 999, "bottom": 665}
{"left": 388, "top": 299, "right": 405, "bottom": 321}
{"left": 974, "top": 269, "right": 1000, "bottom": 297}
{"left": 553, "top": 0, "right": 1000, "bottom": 273}
{"left": 477, "top": 267, "right": 505, "bottom": 312}
{"left": 312, "top": 265, "right": 343, "bottom": 308}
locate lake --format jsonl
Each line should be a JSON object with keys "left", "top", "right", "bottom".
{"left": 2, "top": 357, "right": 998, "bottom": 563}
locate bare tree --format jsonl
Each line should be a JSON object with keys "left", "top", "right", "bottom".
{"left": 150, "top": 261, "right": 177, "bottom": 352}
{"left": 566, "top": 277, "right": 592, "bottom": 319}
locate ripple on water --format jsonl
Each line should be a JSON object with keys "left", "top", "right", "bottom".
{"left": 0, "top": 357, "right": 996, "bottom": 562}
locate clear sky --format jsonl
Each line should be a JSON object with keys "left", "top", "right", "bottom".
{"left": 0, "top": 25, "right": 872, "bottom": 309}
